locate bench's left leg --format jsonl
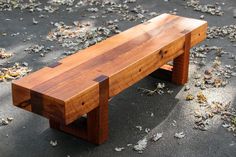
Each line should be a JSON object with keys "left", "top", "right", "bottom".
{"left": 171, "top": 33, "right": 191, "bottom": 85}
{"left": 87, "top": 75, "right": 109, "bottom": 145}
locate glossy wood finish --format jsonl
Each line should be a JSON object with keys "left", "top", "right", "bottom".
{"left": 87, "top": 75, "right": 109, "bottom": 144}
{"left": 151, "top": 32, "right": 191, "bottom": 84}
{"left": 12, "top": 14, "right": 181, "bottom": 106}
{"left": 12, "top": 14, "right": 207, "bottom": 144}
{"left": 172, "top": 32, "right": 191, "bottom": 84}
{"left": 48, "top": 75, "right": 109, "bottom": 144}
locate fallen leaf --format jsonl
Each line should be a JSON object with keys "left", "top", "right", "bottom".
{"left": 133, "top": 138, "right": 147, "bottom": 153}
{"left": 114, "top": 147, "right": 125, "bottom": 152}
{"left": 152, "top": 132, "right": 163, "bottom": 142}
{"left": 174, "top": 132, "right": 185, "bottom": 139}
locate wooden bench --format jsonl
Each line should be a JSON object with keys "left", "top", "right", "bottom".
{"left": 12, "top": 14, "right": 207, "bottom": 144}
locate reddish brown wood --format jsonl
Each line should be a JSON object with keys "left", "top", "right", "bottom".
{"left": 49, "top": 118, "right": 88, "bottom": 140}
{"left": 12, "top": 14, "right": 207, "bottom": 110}
{"left": 30, "top": 90, "right": 66, "bottom": 123}
{"left": 49, "top": 119, "right": 60, "bottom": 130}
{"left": 11, "top": 14, "right": 207, "bottom": 145}
{"left": 151, "top": 33, "right": 191, "bottom": 84}
{"left": 11, "top": 14, "right": 179, "bottom": 107}
{"left": 172, "top": 32, "right": 191, "bottom": 85}
{"left": 150, "top": 64, "right": 173, "bottom": 81}
{"left": 87, "top": 75, "right": 109, "bottom": 144}
{"left": 12, "top": 83, "right": 30, "bottom": 108}
{"left": 32, "top": 22, "right": 206, "bottom": 125}
{"left": 48, "top": 75, "right": 109, "bottom": 144}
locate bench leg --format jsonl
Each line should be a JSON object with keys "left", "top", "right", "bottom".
{"left": 49, "top": 119, "right": 60, "bottom": 129}
{"left": 49, "top": 117, "right": 88, "bottom": 140}
{"left": 171, "top": 33, "right": 191, "bottom": 85}
{"left": 151, "top": 33, "right": 191, "bottom": 85}
{"left": 88, "top": 75, "right": 109, "bottom": 144}
{"left": 49, "top": 75, "right": 109, "bottom": 145}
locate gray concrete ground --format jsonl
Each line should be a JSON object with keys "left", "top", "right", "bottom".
{"left": 0, "top": 0, "right": 236, "bottom": 157}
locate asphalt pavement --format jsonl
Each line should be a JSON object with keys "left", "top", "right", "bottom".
{"left": 0, "top": 0, "right": 236, "bottom": 157}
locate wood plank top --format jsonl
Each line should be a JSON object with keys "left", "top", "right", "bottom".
{"left": 14, "top": 14, "right": 177, "bottom": 89}
{"left": 32, "top": 14, "right": 206, "bottom": 99}
{"left": 12, "top": 14, "right": 208, "bottom": 124}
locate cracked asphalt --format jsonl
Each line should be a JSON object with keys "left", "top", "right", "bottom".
{"left": 0, "top": 0, "right": 236, "bottom": 157}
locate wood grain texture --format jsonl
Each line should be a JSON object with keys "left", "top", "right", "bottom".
{"left": 12, "top": 14, "right": 208, "bottom": 125}
{"left": 49, "top": 76, "right": 109, "bottom": 144}
{"left": 87, "top": 75, "right": 109, "bottom": 144}
{"left": 172, "top": 32, "right": 191, "bottom": 84}
{"left": 12, "top": 14, "right": 179, "bottom": 105}
{"left": 151, "top": 32, "right": 192, "bottom": 84}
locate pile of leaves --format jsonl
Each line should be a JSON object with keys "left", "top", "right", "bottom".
{"left": 194, "top": 99, "right": 235, "bottom": 134}
{"left": 0, "top": 48, "right": 12, "bottom": 59}
{"left": 0, "top": 63, "right": 31, "bottom": 82}
{"left": 101, "top": 1, "right": 150, "bottom": 21}
{"left": 190, "top": 45, "right": 236, "bottom": 90}
{"left": 0, "top": 0, "right": 75, "bottom": 13}
{"left": 183, "top": 81, "right": 236, "bottom": 135}
{"left": 77, "top": 0, "right": 156, "bottom": 21}
{"left": 0, "top": 0, "right": 41, "bottom": 12}
{"left": 47, "top": 21, "right": 116, "bottom": 52}
{"left": 184, "top": 89, "right": 235, "bottom": 135}
{"left": 24, "top": 44, "right": 51, "bottom": 57}
{"left": 190, "top": 45, "right": 224, "bottom": 60}
{"left": 192, "top": 68, "right": 230, "bottom": 90}
{"left": 47, "top": 0, "right": 75, "bottom": 6}
{"left": 186, "top": 0, "right": 224, "bottom": 16}
{"left": 207, "top": 25, "right": 236, "bottom": 42}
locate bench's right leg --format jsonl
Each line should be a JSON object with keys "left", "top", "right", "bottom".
{"left": 171, "top": 33, "right": 191, "bottom": 85}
